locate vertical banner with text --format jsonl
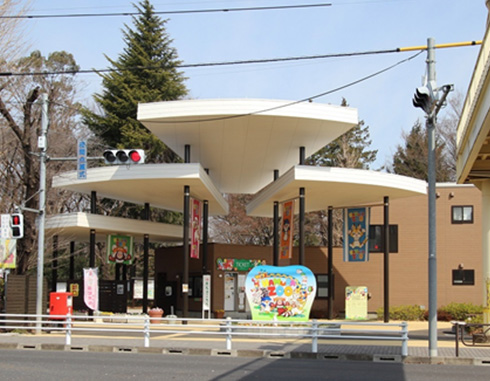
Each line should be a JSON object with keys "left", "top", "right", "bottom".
{"left": 83, "top": 268, "right": 99, "bottom": 311}
{"left": 190, "top": 198, "right": 201, "bottom": 259}
{"left": 343, "top": 207, "right": 370, "bottom": 262}
{"left": 280, "top": 200, "right": 295, "bottom": 259}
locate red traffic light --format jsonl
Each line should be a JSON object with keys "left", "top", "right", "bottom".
{"left": 103, "top": 149, "right": 145, "bottom": 165}
{"left": 10, "top": 213, "right": 24, "bottom": 239}
{"left": 129, "top": 150, "right": 142, "bottom": 163}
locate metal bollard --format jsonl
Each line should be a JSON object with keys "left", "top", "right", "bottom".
{"left": 311, "top": 320, "right": 318, "bottom": 353}
{"left": 226, "top": 317, "right": 232, "bottom": 350}
{"left": 65, "top": 314, "right": 72, "bottom": 346}
{"left": 144, "top": 316, "right": 150, "bottom": 348}
{"left": 401, "top": 321, "right": 408, "bottom": 356}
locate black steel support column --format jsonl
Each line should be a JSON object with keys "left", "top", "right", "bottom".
{"left": 69, "top": 241, "right": 75, "bottom": 280}
{"left": 52, "top": 235, "right": 58, "bottom": 292}
{"left": 273, "top": 201, "right": 279, "bottom": 266}
{"left": 202, "top": 200, "right": 209, "bottom": 274}
{"left": 143, "top": 202, "right": 150, "bottom": 313}
{"left": 273, "top": 170, "right": 279, "bottom": 266}
{"left": 183, "top": 185, "right": 190, "bottom": 317}
{"left": 89, "top": 191, "right": 97, "bottom": 269}
{"left": 299, "top": 146, "right": 305, "bottom": 165}
{"left": 327, "top": 206, "right": 333, "bottom": 319}
{"left": 384, "top": 196, "right": 390, "bottom": 323}
{"left": 185, "top": 144, "right": 191, "bottom": 163}
{"left": 89, "top": 230, "right": 95, "bottom": 268}
{"left": 299, "top": 187, "right": 305, "bottom": 265}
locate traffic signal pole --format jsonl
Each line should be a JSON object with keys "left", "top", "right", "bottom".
{"left": 36, "top": 93, "right": 48, "bottom": 333}
{"left": 426, "top": 37, "right": 438, "bottom": 359}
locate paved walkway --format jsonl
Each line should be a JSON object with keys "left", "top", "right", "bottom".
{"left": 1, "top": 320, "right": 490, "bottom": 364}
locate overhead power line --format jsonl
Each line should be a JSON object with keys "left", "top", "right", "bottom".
{"left": 0, "top": 3, "right": 332, "bottom": 19}
{"left": 150, "top": 50, "right": 425, "bottom": 124}
{"left": 0, "top": 40, "right": 481, "bottom": 78}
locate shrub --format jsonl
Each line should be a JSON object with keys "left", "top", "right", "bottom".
{"left": 438, "top": 302, "right": 483, "bottom": 321}
{"left": 376, "top": 305, "right": 425, "bottom": 321}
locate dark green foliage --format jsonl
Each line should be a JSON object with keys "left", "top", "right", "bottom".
{"left": 437, "top": 302, "right": 483, "bottom": 321}
{"left": 307, "top": 98, "right": 377, "bottom": 169}
{"left": 377, "top": 303, "right": 484, "bottom": 321}
{"left": 82, "top": 0, "right": 188, "bottom": 163}
{"left": 376, "top": 305, "right": 426, "bottom": 321}
{"left": 391, "top": 120, "right": 453, "bottom": 182}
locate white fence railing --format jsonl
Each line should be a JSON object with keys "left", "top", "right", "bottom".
{"left": 0, "top": 314, "right": 408, "bottom": 356}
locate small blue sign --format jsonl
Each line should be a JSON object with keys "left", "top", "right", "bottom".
{"left": 77, "top": 140, "right": 87, "bottom": 180}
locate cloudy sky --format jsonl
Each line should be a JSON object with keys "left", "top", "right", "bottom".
{"left": 24, "top": 0, "right": 487, "bottom": 168}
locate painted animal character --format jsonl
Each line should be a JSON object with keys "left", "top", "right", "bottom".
{"left": 349, "top": 224, "right": 368, "bottom": 248}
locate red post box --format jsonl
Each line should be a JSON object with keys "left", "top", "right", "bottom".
{"left": 49, "top": 292, "right": 73, "bottom": 318}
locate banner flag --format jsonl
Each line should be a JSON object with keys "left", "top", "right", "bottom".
{"left": 343, "top": 207, "right": 370, "bottom": 262}
{"left": 107, "top": 234, "right": 133, "bottom": 264}
{"left": 83, "top": 268, "right": 99, "bottom": 311}
{"left": 0, "top": 239, "right": 16, "bottom": 269}
{"left": 280, "top": 200, "right": 294, "bottom": 259}
{"left": 190, "top": 198, "right": 201, "bottom": 259}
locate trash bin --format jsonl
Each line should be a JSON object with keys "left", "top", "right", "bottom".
{"left": 49, "top": 292, "right": 73, "bottom": 318}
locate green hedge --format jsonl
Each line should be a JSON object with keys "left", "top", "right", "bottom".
{"left": 376, "top": 303, "right": 483, "bottom": 321}
{"left": 376, "top": 305, "right": 425, "bottom": 321}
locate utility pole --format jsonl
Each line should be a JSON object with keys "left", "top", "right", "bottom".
{"left": 412, "top": 37, "right": 453, "bottom": 358}
{"left": 426, "top": 37, "right": 438, "bottom": 359}
{"left": 36, "top": 93, "right": 48, "bottom": 333}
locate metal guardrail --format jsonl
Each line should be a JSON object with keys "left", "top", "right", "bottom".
{"left": 452, "top": 321, "right": 490, "bottom": 357}
{"left": 0, "top": 313, "right": 408, "bottom": 356}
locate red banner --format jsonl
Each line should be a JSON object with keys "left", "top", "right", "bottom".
{"left": 280, "top": 200, "right": 294, "bottom": 259}
{"left": 190, "top": 198, "right": 201, "bottom": 259}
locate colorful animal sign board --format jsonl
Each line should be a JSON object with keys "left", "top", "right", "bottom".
{"left": 245, "top": 265, "right": 316, "bottom": 321}
{"left": 343, "top": 207, "right": 370, "bottom": 262}
{"left": 107, "top": 234, "right": 133, "bottom": 264}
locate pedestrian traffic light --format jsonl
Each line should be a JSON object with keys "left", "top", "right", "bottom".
{"left": 103, "top": 149, "right": 145, "bottom": 165}
{"left": 412, "top": 86, "right": 433, "bottom": 114}
{"left": 10, "top": 213, "right": 24, "bottom": 239}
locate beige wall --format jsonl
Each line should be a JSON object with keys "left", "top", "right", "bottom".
{"left": 155, "top": 184, "right": 483, "bottom": 317}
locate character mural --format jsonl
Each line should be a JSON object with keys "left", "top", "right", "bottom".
{"left": 343, "top": 207, "right": 370, "bottom": 262}
{"left": 107, "top": 234, "right": 133, "bottom": 264}
{"left": 245, "top": 265, "right": 316, "bottom": 321}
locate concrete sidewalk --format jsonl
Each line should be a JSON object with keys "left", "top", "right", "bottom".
{"left": 1, "top": 320, "right": 489, "bottom": 365}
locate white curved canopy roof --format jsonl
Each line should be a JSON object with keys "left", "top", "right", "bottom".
{"left": 52, "top": 163, "right": 228, "bottom": 216}
{"left": 247, "top": 166, "right": 428, "bottom": 217}
{"left": 45, "top": 213, "right": 182, "bottom": 243}
{"left": 138, "top": 99, "right": 358, "bottom": 194}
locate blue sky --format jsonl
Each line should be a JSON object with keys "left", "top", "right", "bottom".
{"left": 25, "top": 0, "right": 487, "bottom": 169}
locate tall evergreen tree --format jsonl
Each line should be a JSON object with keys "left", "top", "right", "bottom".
{"left": 391, "top": 120, "right": 452, "bottom": 182}
{"left": 307, "top": 99, "right": 377, "bottom": 169}
{"left": 82, "top": 0, "right": 188, "bottom": 163}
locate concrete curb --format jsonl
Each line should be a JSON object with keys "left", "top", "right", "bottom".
{"left": 2, "top": 341, "right": 490, "bottom": 366}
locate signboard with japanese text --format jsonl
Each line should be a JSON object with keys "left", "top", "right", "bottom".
{"left": 83, "top": 268, "right": 98, "bottom": 311}
{"left": 77, "top": 140, "right": 87, "bottom": 180}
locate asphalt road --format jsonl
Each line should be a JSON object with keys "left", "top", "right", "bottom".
{"left": 0, "top": 349, "right": 489, "bottom": 381}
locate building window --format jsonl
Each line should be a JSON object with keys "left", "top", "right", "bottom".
{"left": 316, "top": 274, "right": 333, "bottom": 299}
{"left": 452, "top": 269, "right": 475, "bottom": 285}
{"left": 452, "top": 206, "right": 473, "bottom": 224}
{"left": 368, "top": 225, "right": 398, "bottom": 253}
